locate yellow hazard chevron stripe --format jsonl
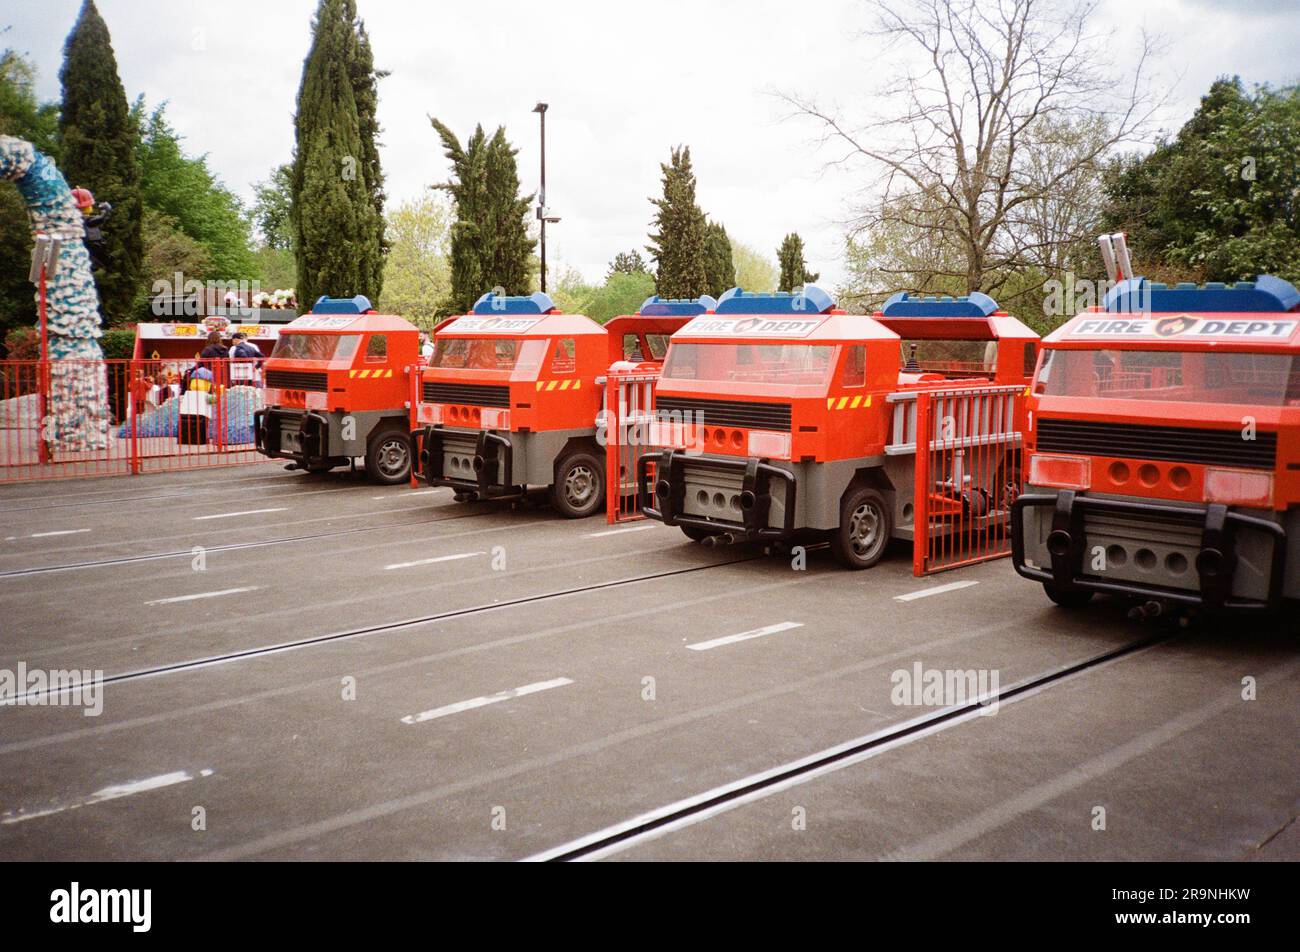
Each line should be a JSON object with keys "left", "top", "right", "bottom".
{"left": 547, "top": 380, "right": 558, "bottom": 391}
{"left": 536, "top": 380, "right": 544, "bottom": 391}
{"left": 385, "top": 369, "right": 393, "bottom": 378}
{"left": 827, "top": 393, "right": 873, "bottom": 410}
{"left": 349, "top": 370, "right": 357, "bottom": 378}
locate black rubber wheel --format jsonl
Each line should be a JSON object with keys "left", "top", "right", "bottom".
{"left": 364, "top": 427, "right": 413, "bottom": 485}
{"left": 831, "top": 486, "right": 892, "bottom": 569}
{"left": 552, "top": 449, "right": 605, "bottom": 518}
{"left": 1043, "top": 582, "right": 1094, "bottom": 608}
{"left": 681, "top": 526, "right": 715, "bottom": 543}
{"left": 995, "top": 453, "right": 1022, "bottom": 512}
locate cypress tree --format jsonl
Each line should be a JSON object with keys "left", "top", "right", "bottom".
{"left": 348, "top": 16, "right": 386, "bottom": 297}
{"left": 58, "top": 0, "right": 143, "bottom": 323}
{"left": 647, "top": 146, "right": 708, "bottom": 299}
{"left": 432, "top": 119, "right": 535, "bottom": 313}
{"left": 484, "top": 127, "right": 533, "bottom": 297}
{"left": 291, "top": 0, "right": 384, "bottom": 308}
{"left": 703, "top": 220, "right": 736, "bottom": 296}
{"left": 777, "top": 232, "right": 819, "bottom": 291}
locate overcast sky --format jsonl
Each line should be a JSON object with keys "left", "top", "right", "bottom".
{"left": 6, "top": 0, "right": 1299, "bottom": 289}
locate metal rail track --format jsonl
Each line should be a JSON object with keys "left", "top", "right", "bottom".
{"left": 22, "top": 552, "right": 764, "bottom": 698}
{"left": 0, "top": 503, "right": 509, "bottom": 578}
{"left": 526, "top": 630, "right": 1174, "bottom": 861}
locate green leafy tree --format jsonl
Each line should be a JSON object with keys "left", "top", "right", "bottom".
{"left": 140, "top": 207, "right": 212, "bottom": 289}
{"left": 586, "top": 270, "right": 656, "bottom": 323}
{"left": 703, "top": 221, "right": 736, "bottom": 296}
{"left": 252, "top": 163, "right": 293, "bottom": 250}
{"left": 0, "top": 49, "right": 61, "bottom": 352}
{"left": 348, "top": 17, "right": 386, "bottom": 295}
{"left": 777, "top": 232, "right": 819, "bottom": 291}
{"left": 378, "top": 193, "right": 452, "bottom": 327}
{"left": 731, "top": 241, "right": 778, "bottom": 293}
{"left": 133, "top": 100, "right": 256, "bottom": 282}
{"left": 432, "top": 119, "right": 536, "bottom": 313}
{"left": 647, "top": 146, "right": 708, "bottom": 298}
{"left": 608, "top": 249, "right": 648, "bottom": 277}
{"left": 291, "top": 0, "right": 385, "bottom": 308}
{"left": 58, "top": 0, "right": 144, "bottom": 323}
{"left": 1102, "top": 78, "right": 1300, "bottom": 283}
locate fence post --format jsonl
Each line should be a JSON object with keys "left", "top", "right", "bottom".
{"left": 129, "top": 358, "right": 141, "bottom": 475}
{"left": 912, "top": 390, "right": 931, "bottom": 577}
{"left": 408, "top": 364, "right": 419, "bottom": 489}
{"left": 603, "top": 373, "right": 618, "bottom": 524}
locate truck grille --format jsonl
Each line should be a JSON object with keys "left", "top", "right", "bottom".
{"left": 421, "top": 382, "right": 511, "bottom": 408}
{"left": 1037, "top": 418, "right": 1277, "bottom": 469}
{"left": 656, "top": 397, "right": 792, "bottom": 431}
{"left": 265, "top": 370, "right": 328, "bottom": 391}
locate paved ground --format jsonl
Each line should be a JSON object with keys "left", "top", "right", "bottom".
{"left": 0, "top": 464, "right": 1295, "bottom": 860}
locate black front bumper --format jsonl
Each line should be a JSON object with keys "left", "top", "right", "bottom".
{"left": 254, "top": 408, "right": 331, "bottom": 464}
{"left": 636, "top": 449, "right": 797, "bottom": 540}
{"left": 1011, "top": 491, "right": 1287, "bottom": 613}
{"left": 415, "top": 425, "right": 519, "bottom": 498}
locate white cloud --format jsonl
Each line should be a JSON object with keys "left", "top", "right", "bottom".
{"left": 6, "top": 0, "right": 1299, "bottom": 293}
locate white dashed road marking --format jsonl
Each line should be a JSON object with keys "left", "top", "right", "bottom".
{"left": 585, "top": 524, "right": 657, "bottom": 538}
{"left": 2, "top": 769, "right": 214, "bottom": 825}
{"left": 193, "top": 508, "right": 288, "bottom": 521}
{"left": 384, "top": 551, "right": 484, "bottom": 571}
{"left": 401, "top": 677, "right": 574, "bottom": 725}
{"left": 687, "top": 621, "right": 804, "bottom": 652}
{"left": 145, "top": 587, "right": 260, "bottom": 606}
{"left": 895, "top": 580, "right": 980, "bottom": 602}
{"left": 30, "top": 529, "right": 91, "bottom": 538}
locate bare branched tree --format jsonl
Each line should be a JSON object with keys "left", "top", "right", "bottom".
{"left": 781, "top": 0, "right": 1163, "bottom": 298}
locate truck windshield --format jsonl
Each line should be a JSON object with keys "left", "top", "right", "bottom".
{"left": 271, "top": 333, "right": 361, "bottom": 362}
{"left": 1035, "top": 349, "right": 1300, "bottom": 407}
{"left": 662, "top": 343, "right": 836, "bottom": 387}
{"left": 899, "top": 339, "right": 998, "bottom": 376}
{"left": 432, "top": 337, "right": 526, "bottom": 370}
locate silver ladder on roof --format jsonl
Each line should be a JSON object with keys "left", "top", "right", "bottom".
{"left": 1098, "top": 232, "right": 1134, "bottom": 283}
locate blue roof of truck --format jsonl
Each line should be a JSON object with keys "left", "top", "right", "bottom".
{"left": 715, "top": 285, "right": 836, "bottom": 315}
{"left": 880, "top": 291, "right": 999, "bottom": 318}
{"left": 1104, "top": 275, "right": 1300, "bottom": 313}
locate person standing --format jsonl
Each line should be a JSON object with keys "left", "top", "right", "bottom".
{"left": 229, "top": 332, "right": 263, "bottom": 386}
{"left": 200, "top": 330, "right": 230, "bottom": 390}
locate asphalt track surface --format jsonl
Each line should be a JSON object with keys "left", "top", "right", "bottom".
{"left": 0, "top": 463, "right": 1296, "bottom": 860}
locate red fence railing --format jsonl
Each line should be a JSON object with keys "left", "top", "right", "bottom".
{"left": 602, "top": 369, "right": 663, "bottom": 523}
{"left": 911, "top": 385, "right": 1024, "bottom": 575}
{"left": 0, "top": 358, "right": 266, "bottom": 483}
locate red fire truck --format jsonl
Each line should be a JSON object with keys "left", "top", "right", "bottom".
{"left": 638, "top": 286, "right": 1039, "bottom": 568}
{"left": 414, "top": 291, "right": 695, "bottom": 517}
{"left": 254, "top": 296, "right": 420, "bottom": 484}
{"left": 1012, "top": 270, "right": 1300, "bottom": 614}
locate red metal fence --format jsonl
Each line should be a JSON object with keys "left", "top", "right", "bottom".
{"left": 911, "top": 385, "right": 1024, "bottom": 575}
{"left": 602, "top": 368, "right": 664, "bottom": 522}
{"left": 0, "top": 358, "right": 266, "bottom": 483}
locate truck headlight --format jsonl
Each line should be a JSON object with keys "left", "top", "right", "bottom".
{"left": 1028, "top": 453, "right": 1090, "bottom": 490}
{"left": 747, "top": 430, "right": 791, "bottom": 460}
{"left": 1203, "top": 468, "right": 1272, "bottom": 507}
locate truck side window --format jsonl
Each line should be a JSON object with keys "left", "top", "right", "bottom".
{"left": 551, "top": 338, "right": 576, "bottom": 374}
{"left": 623, "top": 334, "right": 642, "bottom": 361}
{"left": 840, "top": 345, "right": 866, "bottom": 387}
{"left": 365, "top": 334, "right": 387, "bottom": 362}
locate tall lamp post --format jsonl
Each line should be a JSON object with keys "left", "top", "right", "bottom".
{"left": 532, "top": 102, "right": 560, "bottom": 293}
